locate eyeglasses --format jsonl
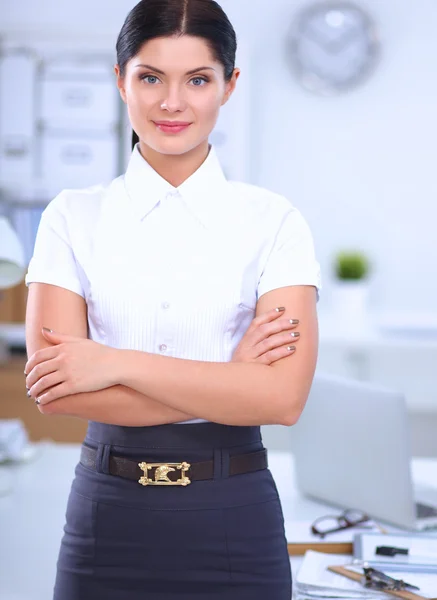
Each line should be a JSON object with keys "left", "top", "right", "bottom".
{"left": 311, "top": 509, "right": 372, "bottom": 538}
{"left": 362, "top": 567, "right": 419, "bottom": 592}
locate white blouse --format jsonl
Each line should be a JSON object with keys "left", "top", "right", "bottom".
{"left": 25, "top": 144, "right": 322, "bottom": 423}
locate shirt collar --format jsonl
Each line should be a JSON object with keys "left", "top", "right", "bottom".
{"left": 124, "top": 143, "right": 230, "bottom": 230}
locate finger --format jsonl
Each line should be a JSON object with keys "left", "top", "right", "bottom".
{"left": 25, "top": 346, "right": 59, "bottom": 377}
{"left": 29, "top": 371, "right": 64, "bottom": 401}
{"left": 245, "top": 308, "right": 291, "bottom": 341}
{"left": 256, "top": 330, "right": 301, "bottom": 357}
{"left": 26, "top": 357, "right": 60, "bottom": 390}
{"left": 251, "top": 318, "right": 300, "bottom": 347}
{"left": 259, "top": 307, "right": 287, "bottom": 323}
{"left": 248, "top": 307, "right": 286, "bottom": 331}
{"left": 259, "top": 344, "right": 297, "bottom": 365}
{"left": 41, "top": 329, "right": 81, "bottom": 344}
{"left": 36, "top": 382, "right": 69, "bottom": 405}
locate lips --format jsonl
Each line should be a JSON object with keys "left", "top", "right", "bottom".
{"left": 154, "top": 121, "right": 191, "bottom": 127}
{"left": 154, "top": 121, "right": 192, "bottom": 134}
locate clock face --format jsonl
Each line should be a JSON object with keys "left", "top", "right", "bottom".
{"left": 288, "top": 2, "right": 380, "bottom": 95}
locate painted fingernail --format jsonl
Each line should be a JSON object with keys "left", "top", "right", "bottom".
{"left": 35, "top": 398, "right": 41, "bottom": 405}
{"left": 287, "top": 346, "right": 296, "bottom": 352}
{"left": 289, "top": 319, "right": 299, "bottom": 325}
{"left": 275, "top": 307, "right": 286, "bottom": 312}
{"left": 27, "top": 390, "right": 31, "bottom": 398}
{"left": 290, "top": 332, "right": 300, "bottom": 338}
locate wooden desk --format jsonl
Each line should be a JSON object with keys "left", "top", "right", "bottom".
{"left": 0, "top": 355, "right": 87, "bottom": 443}
{"left": 0, "top": 282, "right": 27, "bottom": 324}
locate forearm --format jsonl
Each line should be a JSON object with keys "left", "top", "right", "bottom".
{"left": 39, "top": 384, "right": 197, "bottom": 426}
{"left": 117, "top": 352, "right": 293, "bottom": 426}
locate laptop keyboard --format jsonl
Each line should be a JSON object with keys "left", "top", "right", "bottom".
{"left": 416, "top": 502, "right": 437, "bottom": 518}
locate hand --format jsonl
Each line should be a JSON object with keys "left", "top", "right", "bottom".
{"left": 25, "top": 328, "right": 119, "bottom": 405}
{"left": 231, "top": 307, "right": 300, "bottom": 365}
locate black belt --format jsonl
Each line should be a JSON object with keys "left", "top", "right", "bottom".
{"left": 80, "top": 444, "right": 268, "bottom": 487}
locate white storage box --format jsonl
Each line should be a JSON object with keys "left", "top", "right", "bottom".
{"left": 40, "top": 129, "right": 119, "bottom": 191}
{"left": 40, "top": 77, "right": 119, "bottom": 130}
{"left": 0, "top": 51, "right": 37, "bottom": 184}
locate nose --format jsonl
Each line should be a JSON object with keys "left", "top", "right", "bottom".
{"left": 160, "top": 84, "right": 187, "bottom": 112}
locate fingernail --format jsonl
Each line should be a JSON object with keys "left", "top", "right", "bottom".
{"left": 42, "top": 327, "right": 53, "bottom": 333}
{"left": 290, "top": 332, "right": 300, "bottom": 338}
{"left": 35, "top": 398, "right": 41, "bottom": 405}
{"left": 289, "top": 319, "right": 299, "bottom": 325}
{"left": 24, "top": 370, "right": 27, "bottom": 376}
{"left": 27, "top": 390, "right": 31, "bottom": 398}
{"left": 276, "top": 307, "right": 286, "bottom": 312}
{"left": 287, "top": 346, "right": 296, "bottom": 352}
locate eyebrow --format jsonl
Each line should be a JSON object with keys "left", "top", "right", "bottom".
{"left": 134, "top": 64, "right": 216, "bottom": 76}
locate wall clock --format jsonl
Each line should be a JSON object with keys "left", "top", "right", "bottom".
{"left": 288, "top": 2, "right": 380, "bottom": 95}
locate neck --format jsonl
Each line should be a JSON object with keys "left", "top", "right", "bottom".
{"left": 138, "top": 140, "right": 210, "bottom": 188}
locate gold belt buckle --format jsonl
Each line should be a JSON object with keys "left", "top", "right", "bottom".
{"left": 138, "top": 461, "right": 191, "bottom": 486}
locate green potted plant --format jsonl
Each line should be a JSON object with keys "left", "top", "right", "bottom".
{"left": 331, "top": 250, "right": 372, "bottom": 328}
{"left": 335, "top": 251, "right": 370, "bottom": 281}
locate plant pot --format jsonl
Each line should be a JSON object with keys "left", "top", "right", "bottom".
{"left": 330, "top": 280, "right": 370, "bottom": 331}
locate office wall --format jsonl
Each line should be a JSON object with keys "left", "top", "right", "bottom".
{"left": 226, "top": 0, "right": 437, "bottom": 318}
{"left": 1, "top": 0, "right": 436, "bottom": 317}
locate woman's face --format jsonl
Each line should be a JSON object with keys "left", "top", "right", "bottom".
{"left": 115, "top": 35, "right": 239, "bottom": 156}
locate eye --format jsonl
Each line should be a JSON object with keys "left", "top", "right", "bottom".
{"left": 190, "top": 76, "right": 209, "bottom": 86}
{"left": 141, "top": 74, "right": 161, "bottom": 84}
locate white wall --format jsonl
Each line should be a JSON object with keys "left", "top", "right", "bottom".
{"left": 223, "top": 0, "right": 437, "bottom": 316}
{"left": 1, "top": 0, "right": 437, "bottom": 315}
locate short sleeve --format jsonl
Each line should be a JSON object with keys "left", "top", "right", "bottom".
{"left": 25, "top": 192, "right": 86, "bottom": 298}
{"left": 257, "top": 208, "right": 322, "bottom": 303}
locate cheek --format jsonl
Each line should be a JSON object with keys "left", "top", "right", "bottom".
{"left": 125, "top": 91, "right": 154, "bottom": 130}
{"left": 126, "top": 97, "right": 144, "bottom": 121}
{"left": 125, "top": 78, "right": 156, "bottom": 108}
{"left": 194, "top": 93, "right": 222, "bottom": 126}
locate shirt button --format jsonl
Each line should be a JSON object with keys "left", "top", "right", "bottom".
{"left": 159, "top": 344, "right": 167, "bottom": 352}
{"left": 161, "top": 302, "right": 170, "bottom": 309}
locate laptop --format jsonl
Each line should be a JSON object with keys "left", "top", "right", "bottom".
{"left": 290, "top": 373, "right": 437, "bottom": 531}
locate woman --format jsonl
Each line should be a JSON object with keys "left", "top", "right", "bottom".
{"left": 24, "top": 0, "right": 321, "bottom": 598}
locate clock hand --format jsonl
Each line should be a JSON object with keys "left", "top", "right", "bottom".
{"left": 303, "top": 21, "right": 361, "bottom": 55}
{"left": 326, "top": 27, "right": 362, "bottom": 54}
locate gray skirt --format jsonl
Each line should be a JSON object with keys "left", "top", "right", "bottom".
{"left": 53, "top": 421, "right": 292, "bottom": 599}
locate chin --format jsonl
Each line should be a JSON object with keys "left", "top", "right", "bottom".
{"left": 146, "top": 134, "right": 204, "bottom": 156}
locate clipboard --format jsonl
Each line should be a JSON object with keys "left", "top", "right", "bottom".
{"left": 328, "top": 565, "right": 437, "bottom": 600}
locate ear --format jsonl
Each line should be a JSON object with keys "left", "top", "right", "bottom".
{"left": 221, "top": 68, "right": 240, "bottom": 107}
{"left": 114, "top": 64, "right": 127, "bottom": 104}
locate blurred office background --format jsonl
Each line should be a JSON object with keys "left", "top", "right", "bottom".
{"left": 0, "top": 0, "right": 436, "bottom": 455}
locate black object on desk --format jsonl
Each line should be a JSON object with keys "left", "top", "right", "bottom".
{"left": 376, "top": 545, "right": 409, "bottom": 557}
{"left": 362, "top": 567, "right": 420, "bottom": 592}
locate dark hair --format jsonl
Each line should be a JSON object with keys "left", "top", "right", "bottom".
{"left": 115, "top": 0, "right": 237, "bottom": 149}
